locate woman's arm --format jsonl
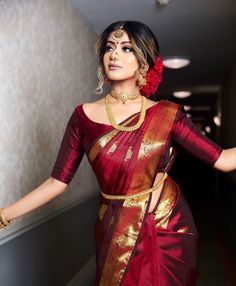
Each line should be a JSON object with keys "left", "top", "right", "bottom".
{"left": 171, "top": 104, "right": 234, "bottom": 171}
{"left": 2, "top": 106, "right": 85, "bottom": 226}
{"left": 3, "top": 177, "right": 68, "bottom": 222}
{"left": 213, "top": 147, "right": 236, "bottom": 173}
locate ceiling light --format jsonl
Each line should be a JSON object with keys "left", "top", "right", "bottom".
{"left": 156, "top": 0, "right": 172, "bottom": 5}
{"left": 205, "top": 126, "right": 211, "bottom": 133}
{"left": 173, "top": 91, "right": 192, "bottom": 98}
{"left": 163, "top": 57, "right": 190, "bottom": 69}
{"left": 184, "top": 105, "right": 191, "bottom": 111}
{"left": 213, "top": 115, "right": 221, "bottom": 127}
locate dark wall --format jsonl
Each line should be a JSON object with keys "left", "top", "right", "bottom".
{"left": 220, "top": 63, "right": 236, "bottom": 226}
{"left": 0, "top": 196, "right": 99, "bottom": 286}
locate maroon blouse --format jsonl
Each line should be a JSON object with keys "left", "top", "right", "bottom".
{"left": 51, "top": 101, "right": 223, "bottom": 185}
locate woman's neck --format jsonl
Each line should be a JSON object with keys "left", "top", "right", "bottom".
{"left": 111, "top": 80, "right": 140, "bottom": 96}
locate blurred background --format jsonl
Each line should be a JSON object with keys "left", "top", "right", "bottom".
{"left": 0, "top": 0, "right": 235, "bottom": 285}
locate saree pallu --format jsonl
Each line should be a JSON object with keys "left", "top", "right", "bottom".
{"left": 88, "top": 101, "right": 199, "bottom": 286}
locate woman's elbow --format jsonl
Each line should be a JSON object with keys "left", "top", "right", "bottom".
{"left": 49, "top": 176, "right": 69, "bottom": 193}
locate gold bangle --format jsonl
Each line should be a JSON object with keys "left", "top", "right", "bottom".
{"left": 101, "top": 172, "right": 168, "bottom": 200}
{"left": 0, "top": 208, "right": 11, "bottom": 228}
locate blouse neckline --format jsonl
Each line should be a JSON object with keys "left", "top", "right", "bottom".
{"left": 79, "top": 100, "right": 161, "bottom": 128}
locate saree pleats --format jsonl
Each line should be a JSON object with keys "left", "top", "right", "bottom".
{"left": 122, "top": 176, "right": 199, "bottom": 286}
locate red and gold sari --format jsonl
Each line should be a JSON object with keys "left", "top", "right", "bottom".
{"left": 51, "top": 100, "right": 223, "bottom": 286}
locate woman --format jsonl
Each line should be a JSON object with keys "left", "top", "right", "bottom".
{"left": 1, "top": 21, "right": 235, "bottom": 286}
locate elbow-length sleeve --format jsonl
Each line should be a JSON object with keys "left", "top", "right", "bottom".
{"left": 172, "top": 105, "right": 223, "bottom": 167}
{"left": 50, "top": 108, "right": 85, "bottom": 184}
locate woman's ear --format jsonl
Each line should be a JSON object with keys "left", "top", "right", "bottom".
{"left": 139, "top": 63, "right": 149, "bottom": 72}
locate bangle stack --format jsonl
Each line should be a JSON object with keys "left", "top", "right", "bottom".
{"left": 0, "top": 208, "right": 11, "bottom": 229}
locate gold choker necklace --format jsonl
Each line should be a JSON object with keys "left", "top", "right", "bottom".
{"left": 105, "top": 94, "right": 147, "bottom": 132}
{"left": 110, "top": 90, "right": 140, "bottom": 104}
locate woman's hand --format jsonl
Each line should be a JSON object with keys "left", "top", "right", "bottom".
{"left": 214, "top": 147, "right": 236, "bottom": 173}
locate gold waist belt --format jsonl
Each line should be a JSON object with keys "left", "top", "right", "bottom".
{"left": 101, "top": 172, "right": 168, "bottom": 200}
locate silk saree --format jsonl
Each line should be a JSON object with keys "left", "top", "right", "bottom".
{"left": 51, "top": 100, "right": 223, "bottom": 286}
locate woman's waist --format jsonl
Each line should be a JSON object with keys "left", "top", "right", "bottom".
{"left": 100, "top": 172, "right": 170, "bottom": 200}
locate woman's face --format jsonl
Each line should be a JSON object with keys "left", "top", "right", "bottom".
{"left": 103, "top": 30, "right": 139, "bottom": 83}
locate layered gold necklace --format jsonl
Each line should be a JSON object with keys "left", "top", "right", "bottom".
{"left": 105, "top": 93, "right": 147, "bottom": 132}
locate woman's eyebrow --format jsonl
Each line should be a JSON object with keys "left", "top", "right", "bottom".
{"left": 106, "top": 40, "right": 131, "bottom": 44}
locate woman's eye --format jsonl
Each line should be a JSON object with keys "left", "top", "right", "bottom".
{"left": 105, "top": 46, "right": 113, "bottom": 51}
{"left": 123, "top": 46, "right": 133, "bottom": 52}
{"left": 104, "top": 45, "right": 133, "bottom": 53}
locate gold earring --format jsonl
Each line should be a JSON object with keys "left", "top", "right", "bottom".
{"left": 136, "top": 65, "right": 148, "bottom": 87}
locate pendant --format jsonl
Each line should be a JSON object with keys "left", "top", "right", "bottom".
{"left": 120, "top": 91, "right": 128, "bottom": 102}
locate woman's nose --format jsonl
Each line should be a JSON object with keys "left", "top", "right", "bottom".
{"left": 110, "top": 50, "right": 119, "bottom": 62}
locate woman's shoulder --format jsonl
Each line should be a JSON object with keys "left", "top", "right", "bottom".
{"left": 78, "top": 98, "right": 103, "bottom": 109}
{"left": 157, "top": 99, "right": 183, "bottom": 112}
{"left": 74, "top": 98, "right": 103, "bottom": 115}
{"left": 76, "top": 99, "right": 105, "bottom": 123}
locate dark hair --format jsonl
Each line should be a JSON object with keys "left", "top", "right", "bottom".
{"left": 95, "top": 20, "right": 161, "bottom": 94}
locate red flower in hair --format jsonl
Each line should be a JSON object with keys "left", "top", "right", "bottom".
{"left": 140, "top": 56, "right": 163, "bottom": 98}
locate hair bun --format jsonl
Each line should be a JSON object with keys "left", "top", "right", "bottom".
{"left": 140, "top": 56, "right": 163, "bottom": 98}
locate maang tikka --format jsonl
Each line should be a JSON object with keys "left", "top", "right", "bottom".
{"left": 111, "top": 25, "right": 125, "bottom": 41}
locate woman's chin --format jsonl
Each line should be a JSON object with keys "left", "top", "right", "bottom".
{"left": 107, "top": 77, "right": 125, "bottom": 83}
{"left": 107, "top": 76, "right": 136, "bottom": 83}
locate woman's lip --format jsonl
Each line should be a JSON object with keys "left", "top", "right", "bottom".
{"left": 109, "top": 64, "right": 121, "bottom": 68}
{"left": 109, "top": 66, "right": 121, "bottom": 70}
